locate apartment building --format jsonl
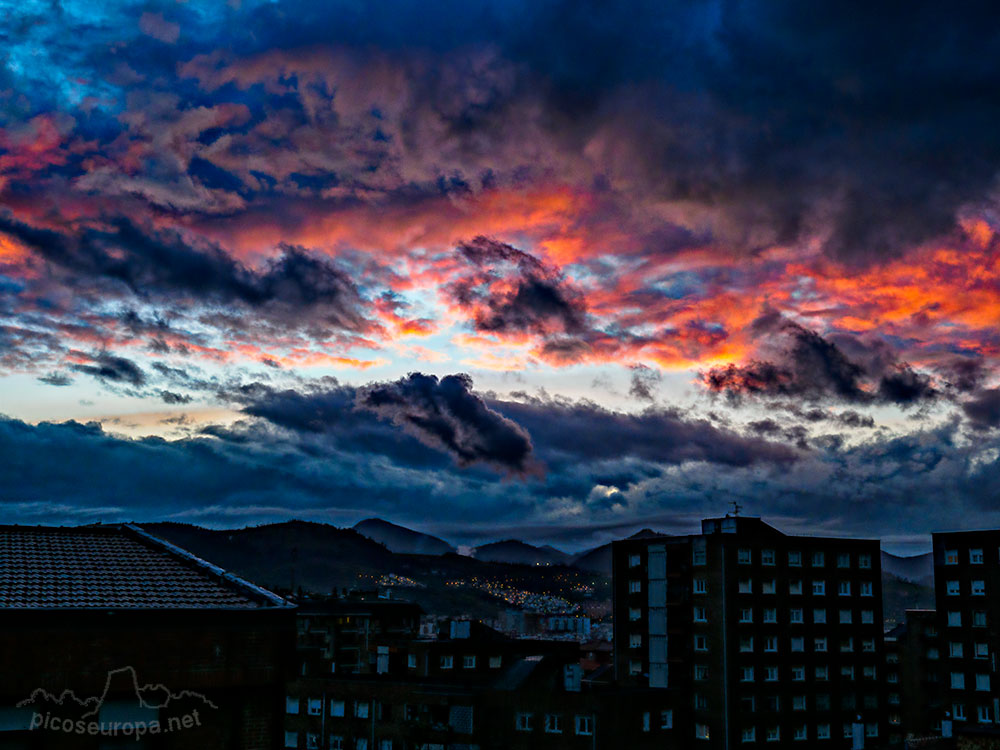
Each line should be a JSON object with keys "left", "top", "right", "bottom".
{"left": 932, "top": 530, "right": 1000, "bottom": 739}
{"left": 884, "top": 609, "right": 944, "bottom": 744}
{"left": 613, "top": 515, "right": 886, "bottom": 748}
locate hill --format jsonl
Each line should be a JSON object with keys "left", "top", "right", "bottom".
{"left": 881, "top": 551, "right": 933, "bottom": 584}
{"left": 353, "top": 518, "right": 456, "bottom": 556}
{"left": 571, "top": 529, "right": 668, "bottom": 576}
{"left": 473, "top": 539, "right": 570, "bottom": 566}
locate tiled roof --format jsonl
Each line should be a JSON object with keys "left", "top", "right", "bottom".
{"left": 0, "top": 525, "right": 289, "bottom": 610}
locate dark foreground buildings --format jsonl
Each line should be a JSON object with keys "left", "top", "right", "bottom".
{"left": 0, "top": 524, "right": 295, "bottom": 749}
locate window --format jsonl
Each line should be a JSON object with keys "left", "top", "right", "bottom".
{"left": 947, "top": 580, "right": 960, "bottom": 596}
{"left": 764, "top": 608, "right": 778, "bottom": 623}
{"left": 858, "top": 553, "right": 871, "bottom": 569}
{"left": 355, "top": 702, "right": 369, "bottom": 719}
{"left": 859, "top": 581, "right": 873, "bottom": 597}
{"left": 839, "top": 609, "right": 852, "bottom": 624}
{"left": 766, "top": 696, "right": 780, "bottom": 712}
{"left": 739, "top": 548, "right": 752, "bottom": 564}
{"left": 694, "top": 578, "right": 708, "bottom": 594}
{"left": 740, "top": 636, "right": 754, "bottom": 653}
{"left": 949, "top": 611, "right": 962, "bottom": 627}
{"left": 951, "top": 672, "right": 966, "bottom": 690}
{"left": 794, "top": 725, "right": 808, "bottom": 740}
{"left": 838, "top": 552, "right": 851, "bottom": 568}
{"left": 516, "top": 713, "right": 532, "bottom": 731}
{"left": 817, "top": 724, "right": 830, "bottom": 739}
{"left": 791, "top": 637, "right": 804, "bottom": 652}
{"left": 841, "top": 666, "right": 855, "bottom": 680}
{"left": 576, "top": 715, "right": 594, "bottom": 735}
{"left": 740, "top": 608, "right": 753, "bottom": 623}
{"left": 863, "top": 666, "right": 876, "bottom": 680}
{"left": 762, "top": 579, "right": 776, "bottom": 595}
{"left": 814, "top": 637, "right": 828, "bottom": 652}
{"left": 660, "top": 710, "right": 673, "bottom": 729}
{"left": 972, "top": 580, "right": 986, "bottom": 596}
{"left": 629, "top": 660, "right": 641, "bottom": 675}
{"left": 741, "top": 666, "right": 755, "bottom": 682}
{"left": 696, "top": 723, "right": 710, "bottom": 740}
{"left": 792, "top": 695, "right": 806, "bottom": 711}
{"left": 331, "top": 737, "right": 344, "bottom": 750}
{"left": 816, "top": 694, "right": 830, "bottom": 711}
{"left": 629, "top": 580, "right": 642, "bottom": 594}
{"left": 861, "top": 610, "right": 874, "bottom": 624}
{"left": 973, "top": 611, "right": 987, "bottom": 627}
{"left": 739, "top": 579, "right": 753, "bottom": 594}
{"left": 812, "top": 580, "right": 826, "bottom": 596}
{"left": 954, "top": 703, "right": 966, "bottom": 721}
{"left": 764, "top": 636, "right": 777, "bottom": 652}
{"left": 544, "top": 714, "right": 562, "bottom": 734}
{"left": 789, "top": 580, "right": 802, "bottom": 595}
{"left": 812, "top": 551, "right": 825, "bottom": 567}
{"left": 977, "top": 674, "right": 991, "bottom": 691}
{"left": 971, "top": 548, "right": 984, "bottom": 564}
{"left": 693, "top": 540, "right": 707, "bottom": 565}
{"left": 463, "top": 655, "right": 476, "bottom": 668}
{"left": 630, "top": 633, "right": 643, "bottom": 648}
{"left": 792, "top": 665, "right": 805, "bottom": 681}
{"left": 790, "top": 609, "right": 803, "bottom": 624}
{"left": 813, "top": 608, "right": 827, "bottom": 624}
{"left": 862, "top": 638, "right": 875, "bottom": 652}
{"left": 407, "top": 653, "right": 417, "bottom": 669}
{"left": 928, "top": 647, "right": 939, "bottom": 660}
{"left": 695, "top": 694, "right": 708, "bottom": 710}
{"left": 767, "top": 727, "right": 780, "bottom": 742}
{"left": 308, "top": 698, "right": 322, "bottom": 716}
{"left": 865, "top": 723, "right": 878, "bottom": 738}
{"left": 355, "top": 741, "right": 368, "bottom": 750}
{"left": 330, "top": 700, "right": 345, "bottom": 717}
{"left": 742, "top": 727, "right": 756, "bottom": 742}
{"left": 838, "top": 581, "right": 850, "bottom": 596}
{"left": 695, "top": 664, "right": 709, "bottom": 681}
{"left": 740, "top": 695, "right": 754, "bottom": 712}
{"left": 978, "top": 705, "right": 992, "bottom": 723}
{"left": 695, "top": 634, "right": 709, "bottom": 651}
{"left": 629, "top": 554, "right": 642, "bottom": 567}
{"left": 975, "top": 642, "right": 989, "bottom": 659}
{"left": 762, "top": 549, "right": 775, "bottom": 566}
{"left": 694, "top": 606, "right": 708, "bottom": 622}
{"left": 950, "top": 641, "right": 964, "bottom": 658}
{"left": 816, "top": 665, "right": 829, "bottom": 680}
{"left": 945, "top": 549, "right": 959, "bottom": 565}
{"left": 284, "top": 732, "right": 298, "bottom": 749}
{"left": 789, "top": 550, "right": 802, "bottom": 566}
{"left": 629, "top": 607, "right": 641, "bottom": 621}
{"left": 840, "top": 638, "right": 854, "bottom": 653}
{"left": 765, "top": 666, "right": 779, "bottom": 681}
{"left": 440, "top": 655, "right": 453, "bottom": 670}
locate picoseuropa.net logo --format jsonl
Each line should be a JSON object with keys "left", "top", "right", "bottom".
{"left": 18, "top": 666, "right": 217, "bottom": 740}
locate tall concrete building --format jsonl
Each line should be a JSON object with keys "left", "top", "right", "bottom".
{"left": 613, "top": 515, "right": 886, "bottom": 748}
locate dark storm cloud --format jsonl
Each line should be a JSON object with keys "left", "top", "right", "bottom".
{"left": 0, "top": 215, "right": 370, "bottom": 335}
{"left": 963, "top": 389, "right": 1000, "bottom": 431}
{"left": 448, "top": 237, "right": 586, "bottom": 336}
{"left": 704, "top": 311, "right": 939, "bottom": 407}
{"left": 70, "top": 353, "right": 146, "bottom": 387}
{"left": 356, "top": 373, "right": 536, "bottom": 474}
{"left": 37, "top": 372, "right": 72, "bottom": 387}
{"left": 160, "top": 390, "right": 192, "bottom": 404}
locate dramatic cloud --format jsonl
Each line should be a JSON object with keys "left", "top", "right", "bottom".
{"left": 70, "top": 353, "right": 146, "bottom": 387}
{"left": 963, "top": 389, "right": 1000, "bottom": 431}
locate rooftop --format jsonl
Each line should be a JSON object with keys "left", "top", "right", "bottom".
{"left": 0, "top": 524, "right": 290, "bottom": 610}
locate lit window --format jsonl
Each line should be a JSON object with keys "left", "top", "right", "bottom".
{"left": 790, "top": 609, "right": 803, "bottom": 624}
{"left": 308, "top": 698, "right": 322, "bottom": 716}
{"left": 515, "top": 713, "right": 532, "bottom": 731}
{"left": 944, "top": 549, "right": 959, "bottom": 565}
{"left": 284, "top": 732, "right": 298, "bottom": 749}
{"left": 972, "top": 580, "right": 986, "bottom": 596}
{"left": 762, "top": 549, "right": 775, "bottom": 566}
{"left": 738, "top": 548, "right": 752, "bottom": 564}
{"left": 696, "top": 723, "right": 710, "bottom": 740}
{"left": 330, "top": 700, "right": 345, "bottom": 717}
{"left": 788, "top": 550, "right": 802, "bottom": 566}
{"left": 970, "top": 548, "right": 984, "bottom": 564}
{"left": 407, "top": 653, "right": 417, "bottom": 669}
{"left": 544, "top": 714, "right": 562, "bottom": 734}
{"left": 355, "top": 702, "right": 369, "bottom": 719}
{"left": 947, "top": 580, "right": 960, "bottom": 596}
{"left": 660, "top": 710, "right": 673, "bottom": 730}
{"left": 286, "top": 697, "right": 300, "bottom": 715}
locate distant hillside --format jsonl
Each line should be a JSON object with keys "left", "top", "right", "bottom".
{"left": 882, "top": 572, "right": 935, "bottom": 629}
{"left": 473, "top": 539, "right": 569, "bottom": 566}
{"left": 354, "top": 518, "right": 456, "bottom": 556}
{"left": 881, "top": 551, "right": 933, "bottom": 584}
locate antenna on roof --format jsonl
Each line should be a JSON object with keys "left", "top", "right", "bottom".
{"left": 730, "top": 500, "right": 742, "bottom": 517}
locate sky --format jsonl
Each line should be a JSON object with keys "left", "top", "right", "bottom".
{"left": 2, "top": 0, "right": 1000, "bottom": 552}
